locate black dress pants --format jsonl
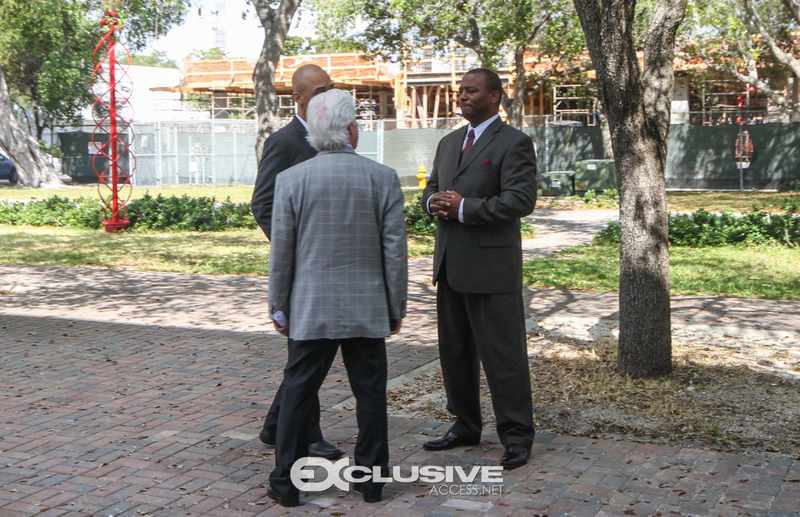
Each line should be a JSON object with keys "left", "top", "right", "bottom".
{"left": 262, "top": 339, "right": 325, "bottom": 445}
{"left": 269, "top": 336, "right": 389, "bottom": 499}
{"left": 437, "top": 271, "right": 535, "bottom": 449}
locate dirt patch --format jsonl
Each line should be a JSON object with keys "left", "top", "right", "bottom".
{"left": 388, "top": 321, "right": 800, "bottom": 459}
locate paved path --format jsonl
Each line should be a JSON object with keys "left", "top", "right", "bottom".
{"left": 1, "top": 210, "right": 799, "bottom": 516}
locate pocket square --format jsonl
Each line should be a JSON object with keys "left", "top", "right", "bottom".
{"left": 481, "top": 158, "right": 492, "bottom": 166}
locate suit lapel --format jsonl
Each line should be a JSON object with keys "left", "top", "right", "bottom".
{"left": 449, "top": 126, "right": 469, "bottom": 178}
{"left": 456, "top": 118, "right": 503, "bottom": 175}
{"left": 291, "top": 116, "right": 316, "bottom": 156}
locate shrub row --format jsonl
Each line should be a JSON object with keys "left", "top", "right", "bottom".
{"left": 1, "top": 192, "right": 537, "bottom": 236}
{"left": 594, "top": 208, "right": 800, "bottom": 247}
{"left": 0, "top": 194, "right": 258, "bottom": 231}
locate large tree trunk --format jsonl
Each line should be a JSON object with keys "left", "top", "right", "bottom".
{"left": 253, "top": 0, "right": 302, "bottom": 160}
{"left": 0, "top": 64, "right": 62, "bottom": 188}
{"left": 573, "top": 0, "right": 686, "bottom": 378}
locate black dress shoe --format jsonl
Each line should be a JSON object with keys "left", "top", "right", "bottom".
{"left": 309, "top": 439, "right": 344, "bottom": 460}
{"left": 423, "top": 431, "right": 480, "bottom": 451}
{"left": 259, "top": 426, "right": 275, "bottom": 447}
{"left": 500, "top": 444, "right": 530, "bottom": 469}
{"left": 352, "top": 482, "right": 382, "bottom": 503}
{"left": 267, "top": 485, "right": 301, "bottom": 507}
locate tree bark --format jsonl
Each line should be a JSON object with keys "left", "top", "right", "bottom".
{"left": 502, "top": 44, "right": 529, "bottom": 129}
{"left": 0, "top": 64, "right": 62, "bottom": 188}
{"left": 573, "top": 0, "right": 686, "bottom": 378}
{"left": 253, "top": 0, "right": 302, "bottom": 160}
{"left": 595, "top": 99, "right": 613, "bottom": 159}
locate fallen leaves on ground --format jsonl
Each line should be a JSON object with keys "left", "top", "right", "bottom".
{"left": 389, "top": 321, "right": 800, "bottom": 458}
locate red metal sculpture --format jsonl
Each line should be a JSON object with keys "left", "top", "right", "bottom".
{"left": 91, "top": 7, "right": 134, "bottom": 232}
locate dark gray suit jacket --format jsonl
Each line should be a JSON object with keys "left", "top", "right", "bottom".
{"left": 251, "top": 116, "right": 316, "bottom": 240}
{"left": 422, "top": 118, "right": 537, "bottom": 293}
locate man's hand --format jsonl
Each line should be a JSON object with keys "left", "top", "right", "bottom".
{"left": 429, "top": 190, "right": 463, "bottom": 221}
{"left": 390, "top": 318, "right": 402, "bottom": 335}
{"left": 273, "top": 321, "right": 289, "bottom": 337}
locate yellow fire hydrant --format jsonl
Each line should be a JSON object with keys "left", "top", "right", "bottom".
{"left": 416, "top": 165, "right": 428, "bottom": 189}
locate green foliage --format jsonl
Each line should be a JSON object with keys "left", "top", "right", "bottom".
{"left": 3, "top": 191, "right": 535, "bottom": 237}
{"left": 404, "top": 193, "right": 437, "bottom": 236}
{"left": 38, "top": 141, "right": 64, "bottom": 158}
{"left": 282, "top": 35, "right": 366, "bottom": 55}
{"left": 521, "top": 220, "right": 536, "bottom": 237}
{"left": 112, "top": 0, "right": 192, "bottom": 52}
{"left": 684, "top": 0, "right": 799, "bottom": 111}
{"left": 781, "top": 196, "right": 800, "bottom": 212}
{"left": 311, "top": 0, "right": 587, "bottom": 118}
{"left": 0, "top": 0, "right": 190, "bottom": 140}
{"left": 580, "top": 189, "right": 620, "bottom": 208}
{"left": 127, "top": 194, "right": 257, "bottom": 231}
{"left": 593, "top": 221, "right": 621, "bottom": 245}
{"left": 0, "top": 0, "right": 95, "bottom": 138}
{"left": 186, "top": 48, "right": 227, "bottom": 61}
{"left": 0, "top": 194, "right": 257, "bottom": 232}
{"left": 131, "top": 50, "right": 179, "bottom": 68}
{"left": 592, "top": 208, "right": 800, "bottom": 247}
{"left": 0, "top": 196, "right": 104, "bottom": 228}
{"left": 778, "top": 179, "right": 800, "bottom": 192}
{"left": 669, "top": 209, "right": 800, "bottom": 247}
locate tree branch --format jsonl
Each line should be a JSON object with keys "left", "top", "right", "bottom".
{"left": 744, "top": 0, "right": 800, "bottom": 79}
{"left": 642, "top": 0, "right": 687, "bottom": 147}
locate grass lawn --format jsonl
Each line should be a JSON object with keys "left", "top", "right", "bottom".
{"left": 523, "top": 244, "right": 800, "bottom": 300}
{"left": 0, "top": 226, "right": 435, "bottom": 275}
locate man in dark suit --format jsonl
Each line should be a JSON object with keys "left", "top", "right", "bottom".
{"left": 421, "top": 68, "right": 537, "bottom": 469}
{"left": 251, "top": 64, "right": 342, "bottom": 460}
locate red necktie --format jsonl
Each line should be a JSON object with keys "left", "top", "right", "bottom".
{"left": 460, "top": 129, "right": 475, "bottom": 164}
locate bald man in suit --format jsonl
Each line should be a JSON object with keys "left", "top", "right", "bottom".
{"left": 421, "top": 68, "right": 537, "bottom": 469}
{"left": 251, "top": 64, "right": 342, "bottom": 460}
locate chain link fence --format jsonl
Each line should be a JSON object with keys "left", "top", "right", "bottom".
{"left": 50, "top": 112, "right": 800, "bottom": 190}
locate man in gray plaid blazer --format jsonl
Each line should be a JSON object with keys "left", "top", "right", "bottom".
{"left": 266, "top": 89, "right": 408, "bottom": 507}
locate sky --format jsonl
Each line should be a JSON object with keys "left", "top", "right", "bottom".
{"left": 144, "top": 0, "right": 315, "bottom": 67}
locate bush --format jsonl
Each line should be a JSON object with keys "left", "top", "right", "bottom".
{"left": 0, "top": 194, "right": 257, "bottom": 232}
{"left": 593, "top": 221, "right": 621, "bottom": 245}
{"left": 0, "top": 196, "right": 104, "bottom": 228}
{"left": 3, "top": 191, "right": 539, "bottom": 237}
{"left": 126, "top": 194, "right": 259, "bottom": 231}
{"left": 777, "top": 179, "right": 800, "bottom": 192}
{"left": 593, "top": 208, "right": 800, "bottom": 247}
{"left": 404, "top": 193, "right": 437, "bottom": 236}
{"left": 781, "top": 196, "right": 800, "bottom": 213}
{"left": 570, "top": 189, "right": 620, "bottom": 208}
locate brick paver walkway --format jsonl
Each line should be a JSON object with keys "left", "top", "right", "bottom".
{"left": 1, "top": 209, "right": 799, "bottom": 516}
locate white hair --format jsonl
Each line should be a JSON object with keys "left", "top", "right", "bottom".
{"left": 306, "top": 89, "right": 356, "bottom": 151}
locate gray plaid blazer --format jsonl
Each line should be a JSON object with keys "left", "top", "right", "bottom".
{"left": 268, "top": 147, "right": 408, "bottom": 341}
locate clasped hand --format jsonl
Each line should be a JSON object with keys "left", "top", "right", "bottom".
{"left": 429, "top": 190, "right": 463, "bottom": 220}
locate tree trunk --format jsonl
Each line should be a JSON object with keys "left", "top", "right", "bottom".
{"left": 253, "top": 0, "right": 302, "bottom": 160}
{"left": 507, "top": 44, "right": 528, "bottom": 129}
{"left": 0, "top": 64, "right": 62, "bottom": 188}
{"left": 595, "top": 98, "right": 613, "bottom": 159}
{"left": 573, "top": 0, "right": 686, "bottom": 378}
